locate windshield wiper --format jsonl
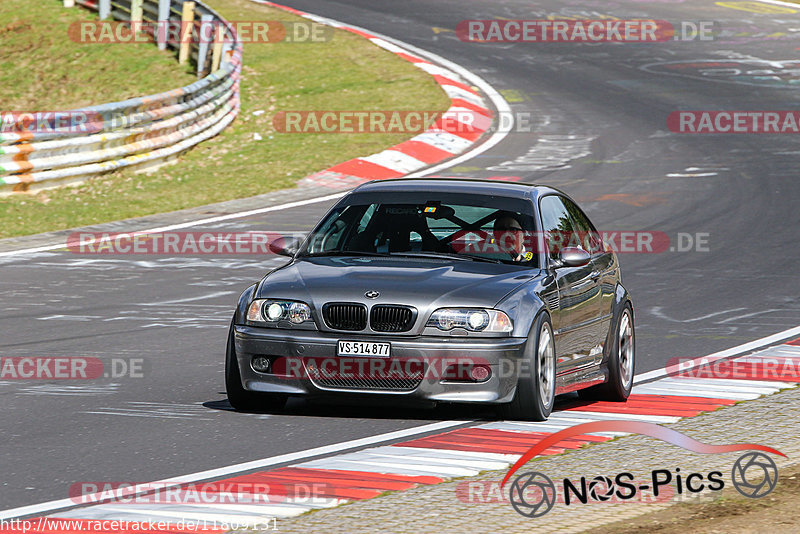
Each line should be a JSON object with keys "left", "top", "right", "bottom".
{"left": 388, "top": 252, "right": 504, "bottom": 264}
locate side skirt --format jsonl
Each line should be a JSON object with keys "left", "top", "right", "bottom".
{"left": 555, "top": 363, "right": 607, "bottom": 395}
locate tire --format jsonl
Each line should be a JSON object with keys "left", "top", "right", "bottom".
{"left": 225, "top": 322, "right": 287, "bottom": 412}
{"left": 578, "top": 302, "right": 635, "bottom": 402}
{"left": 500, "top": 313, "right": 556, "bottom": 421}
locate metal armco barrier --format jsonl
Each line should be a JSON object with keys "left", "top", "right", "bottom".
{"left": 0, "top": 0, "right": 242, "bottom": 193}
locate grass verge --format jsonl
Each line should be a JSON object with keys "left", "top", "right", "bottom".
{"left": 0, "top": 0, "right": 450, "bottom": 239}
{"left": 0, "top": 0, "right": 197, "bottom": 110}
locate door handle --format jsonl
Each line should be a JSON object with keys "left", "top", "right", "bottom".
{"left": 590, "top": 271, "right": 601, "bottom": 282}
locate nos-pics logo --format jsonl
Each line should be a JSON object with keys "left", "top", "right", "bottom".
{"left": 502, "top": 421, "right": 783, "bottom": 518}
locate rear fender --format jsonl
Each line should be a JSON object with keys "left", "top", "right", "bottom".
{"left": 601, "top": 283, "right": 633, "bottom": 365}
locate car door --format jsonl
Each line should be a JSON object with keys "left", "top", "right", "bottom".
{"left": 539, "top": 195, "right": 603, "bottom": 373}
{"left": 559, "top": 196, "right": 616, "bottom": 365}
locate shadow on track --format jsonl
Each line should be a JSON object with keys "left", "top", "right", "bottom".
{"left": 202, "top": 391, "right": 582, "bottom": 421}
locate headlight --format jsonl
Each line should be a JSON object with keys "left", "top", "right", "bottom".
{"left": 266, "top": 302, "right": 283, "bottom": 321}
{"left": 247, "top": 299, "right": 313, "bottom": 325}
{"left": 427, "top": 308, "right": 513, "bottom": 333}
{"left": 288, "top": 302, "right": 311, "bottom": 323}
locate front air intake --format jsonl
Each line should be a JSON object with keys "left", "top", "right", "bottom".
{"left": 322, "top": 303, "right": 367, "bottom": 331}
{"left": 370, "top": 305, "right": 416, "bottom": 332}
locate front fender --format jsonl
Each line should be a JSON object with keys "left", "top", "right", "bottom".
{"left": 234, "top": 283, "right": 258, "bottom": 325}
{"left": 496, "top": 284, "right": 547, "bottom": 338}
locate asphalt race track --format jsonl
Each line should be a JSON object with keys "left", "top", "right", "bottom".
{"left": 2, "top": 0, "right": 799, "bottom": 513}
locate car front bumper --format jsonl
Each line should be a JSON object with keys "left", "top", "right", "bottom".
{"left": 233, "top": 325, "right": 528, "bottom": 404}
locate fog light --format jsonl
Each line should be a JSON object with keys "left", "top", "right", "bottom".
{"left": 470, "top": 365, "right": 491, "bottom": 382}
{"left": 252, "top": 356, "right": 271, "bottom": 373}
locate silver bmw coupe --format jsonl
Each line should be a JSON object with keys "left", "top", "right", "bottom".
{"left": 226, "top": 178, "right": 635, "bottom": 420}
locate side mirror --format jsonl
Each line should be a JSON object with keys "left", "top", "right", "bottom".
{"left": 268, "top": 236, "right": 301, "bottom": 257}
{"left": 554, "top": 247, "right": 591, "bottom": 268}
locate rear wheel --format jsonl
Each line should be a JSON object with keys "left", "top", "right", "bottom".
{"left": 500, "top": 313, "right": 556, "bottom": 421}
{"left": 579, "top": 302, "right": 635, "bottom": 401}
{"left": 225, "top": 322, "right": 287, "bottom": 412}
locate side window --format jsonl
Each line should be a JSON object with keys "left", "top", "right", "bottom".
{"left": 539, "top": 196, "right": 575, "bottom": 260}
{"left": 307, "top": 205, "right": 365, "bottom": 253}
{"left": 560, "top": 197, "right": 604, "bottom": 254}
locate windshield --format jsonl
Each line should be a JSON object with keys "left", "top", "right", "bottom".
{"left": 298, "top": 193, "right": 539, "bottom": 267}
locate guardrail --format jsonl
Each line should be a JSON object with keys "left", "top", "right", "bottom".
{"left": 0, "top": 0, "right": 242, "bottom": 194}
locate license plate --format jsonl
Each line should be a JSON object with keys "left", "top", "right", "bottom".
{"left": 337, "top": 341, "right": 391, "bottom": 357}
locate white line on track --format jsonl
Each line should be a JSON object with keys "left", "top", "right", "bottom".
{"left": 2, "top": 0, "right": 798, "bottom": 522}
{"left": 634, "top": 325, "right": 800, "bottom": 384}
{"left": 0, "top": 193, "right": 347, "bottom": 259}
{"left": 3, "top": 324, "right": 799, "bottom": 520}
{"left": 0, "top": 6, "right": 512, "bottom": 519}
{"left": 747, "top": 0, "right": 800, "bottom": 8}
{"left": 0, "top": 420, "right": 467, "bottom": 520}
{"left": 140, "top": 291, "right": 235, "bottom": 306}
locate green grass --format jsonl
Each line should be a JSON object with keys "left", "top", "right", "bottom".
{"left": 0, "top": 0, "right": 197, "bottom": 110}
{"left": 0, "top": 0, "right": 450, "bottom": 238}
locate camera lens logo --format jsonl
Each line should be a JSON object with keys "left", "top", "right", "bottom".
{"left": 509, "top": 472, "right": 556, "bottom": 518}
{"left": 731, "top": 452, "right": 778, "bottom": 498}
{"left": 587, "top": 475, "right": 615, "bottom": 501}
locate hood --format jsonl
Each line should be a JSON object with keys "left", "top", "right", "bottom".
{"left": 256, "top": 256, "right": 537, "bottom": 312}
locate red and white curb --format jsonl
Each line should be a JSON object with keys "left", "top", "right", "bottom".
{"left": 4, "top": 334, "right": 798, "bottom": 532}
{"left": 250, "top": 0, "right": 505, "bottom": 190}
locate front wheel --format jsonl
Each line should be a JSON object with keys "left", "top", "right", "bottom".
{"left": 225, "top": 322, "right": 287, "bottom": 412}
{"left": 500, "top": 313, "right": 556, "bottom": 421}
{"left": 579, "top": 302, "right": 635, "bottom": 402}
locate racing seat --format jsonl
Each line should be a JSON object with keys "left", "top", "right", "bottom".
{"left": 346, "top": 207, "right": 441, "bottom": 253}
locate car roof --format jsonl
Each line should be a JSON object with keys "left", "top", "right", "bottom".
{"left": 351, "top": 178, "right": 564, "bottom": 200}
